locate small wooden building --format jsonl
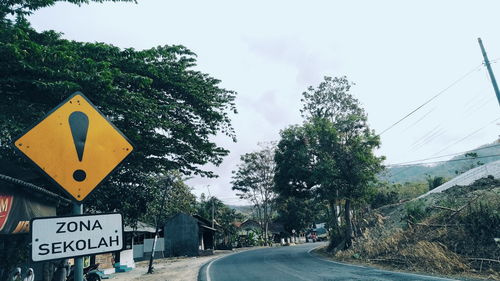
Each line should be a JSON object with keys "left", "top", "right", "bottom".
{"left": 163, "top": 213, "right": 216, "bottom": 257}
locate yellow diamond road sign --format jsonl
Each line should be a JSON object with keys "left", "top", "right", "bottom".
{"left": 14, "top": 92, "right": 133, "bottom": 201}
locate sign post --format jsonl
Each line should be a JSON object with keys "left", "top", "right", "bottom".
{"left": 73, "top": 203, "right": 83, "bottom": 281}
{"left": 15, "top": 92, "right": 133, "bottom": 280}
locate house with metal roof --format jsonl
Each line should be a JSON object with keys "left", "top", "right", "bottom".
{"left": 163, "top": 213, "right": 216, "bottom": 257}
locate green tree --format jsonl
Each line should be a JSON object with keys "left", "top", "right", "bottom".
{"left": 1, "top": 0, "right": 134, "bottom": 18}
{"left": 275, "top": 119, "right": 344, "bottom": 243}
{"left": 197, "top": 195, "right": 244, "bottom": 248}
{"left": 232, "top": 143, "right": 277, "bottom": 245}
{"left": 0, "top": 10, "right": 237, "bottom": 225}
{"left": 426, "top": 175, "right": 447, "bottom": 191}
{"left": 275, "top": 195, "right": 319, "bottom": 234}
{"left": 454, "top": 152, "right": 485, "bottom": 175}
{"left": 141, "top": 172, "right": 197, "bottom": 227}
{"left": 275, "top": 76, "right": 383, "bottom": 250}
{"left": 370, "top": 189, "right": 399, "bottom": 209}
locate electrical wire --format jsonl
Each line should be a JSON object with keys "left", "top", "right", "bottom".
{"left": 385, "top": 123, "right": 499, "bottom": 179}
{"left": 381, "top": 63, "right": 498, "bottom": 178}
{"left": 378, "top": 64, "right": 483, "bottom": 136}
{"left": 401, "top": 107, "right": 436, "bottom": 133}
{"left": 387, "top": 143, "right": 500, "bottom": 166}
{"left": 432, "top": 116, "right": 500, "bottom": 156}
{"left": 463, "top": 95, "right": 492, "bottom": 115}
{"left": 391, "top": 153, "right": 500, "bottom": 167}
{"left": 385, "top": 151, "right": 500, "bottom": 180}
{"left": 410, "top": 126, "right": 444, "bottom": 151}
{"left": 411, "top": 129, "right": 447, "bottom": 152}
{"left": 410, "top": 125, "right": 441, "bottom": 148}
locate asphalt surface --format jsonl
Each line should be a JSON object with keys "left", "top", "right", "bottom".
{"left": 199, "top": 242, "right": 459, "bottom": 281}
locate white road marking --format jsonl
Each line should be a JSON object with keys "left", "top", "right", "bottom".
{"left": 203, "top": 247, "right": 263, "bottom": 281}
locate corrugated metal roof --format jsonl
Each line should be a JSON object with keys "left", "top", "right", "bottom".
{"left": 0, "top": 173, "right": 71, "bottom": 205}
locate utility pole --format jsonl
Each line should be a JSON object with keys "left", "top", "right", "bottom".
{"left": 147, "top": 177, "right": 170, "bottom": 274}
{"left": 206, "top": 186, "right": 215, "bottom": 250}
{"left": 206, "top": 186, "right": 214, "bottom": 229}
{"left": 478, "top": 38, "right": 500, "bottom": 107}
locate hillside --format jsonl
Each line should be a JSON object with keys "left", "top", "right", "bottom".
{"left": 382, "top": 141, "right": 500, "bottom": 183}
{"left": 333, "top": 177, "right": 500, "bottom": 280}
{"left": 228, "top": 205, "right": 254, "bottom": 217}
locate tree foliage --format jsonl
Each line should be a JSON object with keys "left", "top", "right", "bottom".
{"left": 275, "top": 196, "right": 319, "bottom": 234}
{"left": 0, "top": 9, "right": 237, "bottom": 224}
{"left": 370, "top": 189, "right": 399, "bottom": 209}
{"left": 426, "top": 175, "right": 446, "bottom": 191}
{"left": 197, "top": 194, "right": 244, "bottom": 248}
{"left": 140, "top": 173, "right": 197, "bottom": 227}
{"left": 275, "top": 76, "right": 384, "bottom": 250}
{"left": 1, "top": 0, "right": 134, "bottom": 18}
{"left": 232, "top": 143, "right": 277, "bottom": 244}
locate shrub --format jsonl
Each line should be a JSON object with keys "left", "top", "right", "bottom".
{"left": 461, "top": 201, "right": 500, "bottom": 245}
{"left": 405, "top": 200, "right": 427, "bottom": 223}
{"left": 371, "top": 191, "right": 399, "bottom": 208}
{"left": 427, "top": 176, "right": 446, "bottom": 191}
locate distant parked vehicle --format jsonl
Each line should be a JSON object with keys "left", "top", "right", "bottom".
{"left": 315, "top": 227, "right": 328, "bottom": 241}
{"left": 307, "top": 231, "right": 318, "bottom": 242}
{"left": 306, "top": 224, "right": 328, "bottom": 242}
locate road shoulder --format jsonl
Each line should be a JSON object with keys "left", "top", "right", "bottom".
{"left": 105, "top": 247, "right": 261, "bottom": 281}
{"left": 310, "top": 245, "right": 488, "bottom": 281}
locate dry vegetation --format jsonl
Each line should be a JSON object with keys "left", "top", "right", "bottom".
{"left": 333, "top": 177, "right": 500, "bottom": 280}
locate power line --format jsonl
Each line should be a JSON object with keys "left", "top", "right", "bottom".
{"left": 410, "top": 125, "right": 445, "bottom": 151}
{"left": 411, "top": 129, "right": 447, "bottom": 152}
{"left": 409, "top": 125, "right": 441, "bottom": 148}
{"left": 378, "top": 64, "right": 483, "bottom": 136}
{"left": 401, "top": 107, "right": 435, "bottom": 133}
{"left": 432, "top": 116, "right": 500, "bottom": 156}
{"left": 385, "top": 125, "right": 499, "bottom": 179}
{"left": 390, "top": 153, "right": 500, "bottom": 167}
{"left": 387, "top": 143, "right": 500, "bottom": 166}
{"left": 384, "top": 152, "right": 500, "bottom": 181}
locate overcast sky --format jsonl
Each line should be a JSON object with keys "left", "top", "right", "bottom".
{"left": 29, "top": 1, "right": 500, "bottom": 205}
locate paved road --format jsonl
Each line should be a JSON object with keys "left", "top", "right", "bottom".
{"left": 199, "top": 243, "right": 458, "bottom": 281}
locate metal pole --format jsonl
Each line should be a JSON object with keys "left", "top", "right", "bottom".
{"left": 478, "top": 38, "right": 500, "bottom": 107}
{"left": 72, "top": 202, "right": 83, "bottom": 281}
{"left": 147, "top": 180, "right": 169, "bottom": 274}
{"left": 206, "top": 186, "right": 215, "bottom": 250}
{"left": 205, "top": 186, "right": 214, "bottom": 228}
{"left": 211, "top": 199, "right": 215, "bottom": 229}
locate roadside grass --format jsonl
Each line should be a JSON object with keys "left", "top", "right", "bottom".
{"left": 324, "top": 177, "right": 500, "bottom": 281}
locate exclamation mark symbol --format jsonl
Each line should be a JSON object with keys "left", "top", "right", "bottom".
{"left": 69, "top": 111, "right": 89, "bottom": 182}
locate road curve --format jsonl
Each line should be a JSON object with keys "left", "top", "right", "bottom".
{"left": 199, "top": 242, "right": 458, "bottom": 281}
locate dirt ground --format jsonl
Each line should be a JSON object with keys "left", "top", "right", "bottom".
{"left": 107, "top": 248, "right": 256, "bottom": 281}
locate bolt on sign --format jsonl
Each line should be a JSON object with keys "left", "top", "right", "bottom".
{"left": 14, "top": 92, "right": 133, "bottom": 201}
{"left": 31, "top": 213, "right": 123, "bottom": 262}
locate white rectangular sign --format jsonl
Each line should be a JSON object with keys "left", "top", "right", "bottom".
{"left": 31, "top": 213, "right": 123, "bottom": 262}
